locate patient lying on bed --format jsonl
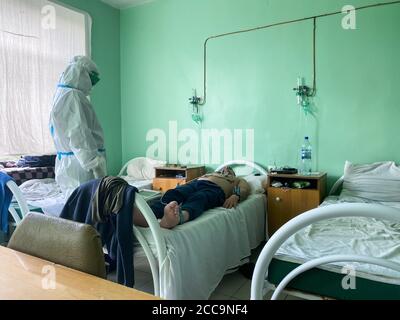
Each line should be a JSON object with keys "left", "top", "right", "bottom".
{"left": 133, "top": 166, "right": 250, "bottom": 229}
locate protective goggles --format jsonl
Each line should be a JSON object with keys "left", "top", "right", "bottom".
{"left": 89, "top": 71, "right": 100, "bottom": 86}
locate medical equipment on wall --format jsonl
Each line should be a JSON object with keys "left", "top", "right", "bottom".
{"left": 189, "top": 89, "right": 203, "bottom": 124}
{"left": 294, "top": 77, "right": 314, "bottom": 115}
{"left": 192, "top": 1, "right": 400, "bottom": 108}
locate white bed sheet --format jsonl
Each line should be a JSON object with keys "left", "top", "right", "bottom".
{"left": 121, "top": 176, "right": 153, "bottom": 190}
{"left": 18, "top": 179, "right": 66, "bottom": 217}
{"left": 135, "top": 194, "right": 267, "bottom": 300}
{"left": 275, "top": 196, "right": 400, "bottom": 285}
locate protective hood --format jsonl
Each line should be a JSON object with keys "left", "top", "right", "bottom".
{"left": 58, "top": 56, "right": 100, "bottom": 96}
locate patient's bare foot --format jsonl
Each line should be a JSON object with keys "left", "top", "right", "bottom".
{"left": 160, "top": 201, "right": 180, "bottom": 229}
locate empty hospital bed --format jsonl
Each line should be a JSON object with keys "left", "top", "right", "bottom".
{"left": 251, "top": 161, "right": 400, "bottom": 300}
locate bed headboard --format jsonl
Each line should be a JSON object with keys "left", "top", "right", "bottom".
{"left": 215, "top": 160, "right": 268, "bottom": 176}
{"left": 329, "top": 176, "right": 344, "bottom": 196}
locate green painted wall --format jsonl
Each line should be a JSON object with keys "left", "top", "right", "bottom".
{"left": 121, "top": 0, "right": 400, "bottom": 186}
{"left": 59, "top": 0, "right": 121, "bottom": 174}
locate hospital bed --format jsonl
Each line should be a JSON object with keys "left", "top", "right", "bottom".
{"left": 133, "top": 160, "right": 268, "bottom": 300}
{"left": 251, "top": 176, "right": 400, "bottom": 300}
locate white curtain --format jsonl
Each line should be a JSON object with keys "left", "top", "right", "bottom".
{"left": 0, "top": 0, "right": 88, "bottom": 156}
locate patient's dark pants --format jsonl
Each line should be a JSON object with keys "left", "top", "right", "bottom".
{"left": 150, "top": 180, "right": 226, "bottom": 221}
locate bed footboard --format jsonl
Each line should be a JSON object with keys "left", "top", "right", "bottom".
{"left": 133, "top": 194, "right": 167, "bottom": 297}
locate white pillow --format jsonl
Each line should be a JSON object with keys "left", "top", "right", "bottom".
{"left": 340, "top": 161, "right": 400, "bottom": 202}
{"left": 126, "top": 157, "right": 166, "bottom": 180}
{"left": 243, "top": 174, "right": 266, "bottom": 194}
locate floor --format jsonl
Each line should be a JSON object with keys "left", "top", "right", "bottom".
{"left": 111, "top": 245, "right": 304, "bottom": 301}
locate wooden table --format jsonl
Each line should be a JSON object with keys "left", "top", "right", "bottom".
{"left": 0, "top": 246, "right": 158, "bottom": 300}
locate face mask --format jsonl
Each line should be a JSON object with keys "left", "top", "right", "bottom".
{"left": 89, "top": 71, "right": 100, "bottom": 86}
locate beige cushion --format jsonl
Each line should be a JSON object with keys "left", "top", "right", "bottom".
{"left": 8, "top": 213, "right": 106, "bottom": 278}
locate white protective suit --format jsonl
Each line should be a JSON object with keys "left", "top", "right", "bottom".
{"left": 49, "top": 56, "right": 107, "bottom": 198}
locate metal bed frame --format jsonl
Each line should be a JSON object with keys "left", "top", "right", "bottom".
{"left": 7, "top": 180, "right": 29, "bottom": 226}
{"left": 250, "top": 176, "right": 400, "bottom": 300}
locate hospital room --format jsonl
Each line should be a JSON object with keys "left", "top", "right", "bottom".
{"left": 0, "top": 0, "right": 399, "bottom": 304}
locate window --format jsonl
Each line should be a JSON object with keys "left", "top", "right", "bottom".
{"left": 0, "top": 0, "right": 89, "bottom": 157}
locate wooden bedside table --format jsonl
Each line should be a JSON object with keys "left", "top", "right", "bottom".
{"left": 266, "top": 172, "right": 327, "bottom": 236}
{"left": 153, "top": 165, "right": 206, "bottom": 193}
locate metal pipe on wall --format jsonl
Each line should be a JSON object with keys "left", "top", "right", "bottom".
{"left": 198, "top": 0, "right": 400, "bottom": 105}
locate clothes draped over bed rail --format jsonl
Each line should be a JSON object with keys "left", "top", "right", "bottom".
{"left": 92, "top": 176, "right": 128, "bottom": 224}
{"left": 60, "top": 177, "right": 138, "bottom": 287}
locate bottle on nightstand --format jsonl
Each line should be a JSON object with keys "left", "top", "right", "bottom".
{"left": 299, "top": 136, "right": 312, "bottom": 175}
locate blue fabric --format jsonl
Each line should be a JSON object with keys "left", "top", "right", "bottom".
{"left": 60, "top": 179, "right": 137, "bottom": 287}
{"left": 57, "top": 152, "right": 74, "bottom": 160}
{"left": 17, "top": 155, "right": 56, "bottom": 168}
{"left": 150, "top": 180, "right": 225, "bottom": 221}
{"left": 0, "top": 172, "right": 13, "bottom": 233}
{"left": 57, "top": 84, "right": 76, "bottom": 89}
{"left": 57, "top": 149, "right": 105, "bottom": 160}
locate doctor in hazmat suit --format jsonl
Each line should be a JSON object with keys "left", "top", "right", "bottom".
{"left": 49, "top": 56, "right": 107, "bottom": 198}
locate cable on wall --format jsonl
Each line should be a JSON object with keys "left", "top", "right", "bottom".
{"left": 195, "top": 0, "right": 400, "bottom": 106}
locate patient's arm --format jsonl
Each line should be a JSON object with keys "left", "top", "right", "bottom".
{"left": 223, "top": 195, "right": 240, "bottom": 209}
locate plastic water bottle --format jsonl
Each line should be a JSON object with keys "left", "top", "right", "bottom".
{"left": 300, "top": 137, "right": 312, "bottom": 175}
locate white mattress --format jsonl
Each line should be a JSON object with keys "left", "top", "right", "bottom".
{"left": 135, "top": 193, "right": 267, "bottom": 300}
{"left": 121, "top": 176, "right": 153, "bottom": 191}
{"left": 275, "top": 196, "right": 400, "bottom": 285}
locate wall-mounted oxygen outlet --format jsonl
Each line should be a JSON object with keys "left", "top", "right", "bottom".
{"left": 293, "top": 77, "right": 312, "bottom": 107}
{"left": 189, "top": 89, "right": 203, "bottom": 124}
